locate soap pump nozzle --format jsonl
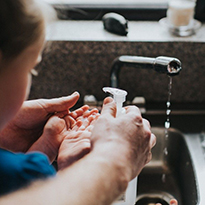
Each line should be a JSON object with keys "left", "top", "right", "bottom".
{"left": 102, "top": 87, "right": 127, "bottom": 117}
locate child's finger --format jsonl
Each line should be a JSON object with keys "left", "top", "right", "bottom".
{"left": 78, "top": 118, "right": 90, "bottom": 130}
{"left": 86, "top": 114, "right": 98, "bottom": 126}
{"left": 63, "top": 115, "right": 73, "bottom": 129}
{"left": 155, "top": 199, "right": 178, "bottom": 205}
{"left": 170, "top": 199, "right": 178, "bottom": 205}
{"left": 86, "top": 124, "right": 94, "bottom": 132}
{"left": 70, "top": 110, "right": 100, "bottom": 131}
{"left": 87, "top": 115, "right": 95, "bottom": 123}
{"left": 89, "top": 113, "right": 100, "bottom": 125}
{"left": 72, "top": 120, "right": 83, "bottom": 131}
{"left": 83, "top": 108, "right": 99, "bottom": 118}
{"left": 80, "top": 113, "right": 99, "bottom": 130}
{"left": 70, "top": 105, "right": 90, "bottom": 119}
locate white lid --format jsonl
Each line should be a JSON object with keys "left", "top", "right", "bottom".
{"left": 102, "top": 87, "right": 127, "bottom": 103}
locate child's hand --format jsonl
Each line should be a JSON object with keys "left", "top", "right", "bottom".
{"left": 28, "top": 106, "right": 99, "bottom": 163}
{"left": 57, "top": 110, "right": 99, "bottom": 170}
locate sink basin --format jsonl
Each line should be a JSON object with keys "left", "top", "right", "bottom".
{"left": 136, "top": 127, "right": 199, "bottom": 205}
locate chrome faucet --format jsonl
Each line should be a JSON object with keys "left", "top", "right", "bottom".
{"left": 110, "top": 55, "right": 182, "bottom": 88}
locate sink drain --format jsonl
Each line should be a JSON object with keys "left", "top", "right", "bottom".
{"left": 136, "top": 192, "right": 175, "bottom": 205}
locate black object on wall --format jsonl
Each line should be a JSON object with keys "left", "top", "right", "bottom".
{"left": 195, "top": 0, "right": 205, "bottom": 22}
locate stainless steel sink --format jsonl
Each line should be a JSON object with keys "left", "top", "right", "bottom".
{"left": 136, "top": 127, "right": 200, "bottom": 205}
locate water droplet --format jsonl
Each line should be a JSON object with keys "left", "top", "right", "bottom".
{"left": 164, "top": 147, "right": 168, "bottom": 155}
{"left": 165, "top": 121, "right": 170, "bottom": 129}
{"left": 165, "top": 129, "right": 169, "bottom": 139}
{"left": 162, "top": 174, "right": 166, "bottom": 183}
{"left": 166, "top": 101, "right": 171, "bottom": 108}
{"left": 166, "top": 109, "right": 171, "bottom": 115}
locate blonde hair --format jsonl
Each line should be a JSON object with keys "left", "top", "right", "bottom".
{"left": 0, "top": 0, "right": 56, "bottom": 59}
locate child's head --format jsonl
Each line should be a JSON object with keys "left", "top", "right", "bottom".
{"left": 0, "top": 0, "right": 55, "bottom": 130}
{"left": 0, "top": 0, "right": 45, "bottom": 60}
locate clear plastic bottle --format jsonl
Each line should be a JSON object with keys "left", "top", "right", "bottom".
{"left": 103, "top": 87, "right": 137, "bottom": 205}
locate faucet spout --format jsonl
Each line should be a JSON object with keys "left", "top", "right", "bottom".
{"left": 110, "top": 55, "right": 182, "bottom": 88}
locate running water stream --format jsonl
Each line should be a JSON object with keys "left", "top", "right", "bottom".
{"left": 162, "top": 76, "right": 173, "bottom": 183}
{"left": 165, "top": 76, "right": 172, "bottom": 132}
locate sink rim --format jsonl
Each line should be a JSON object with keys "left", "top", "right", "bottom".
{"left": 184, "top": 133, "right": 205, "bottom": 205}
{"left": 136, "top": 127, "right": 200, "bottom": 205}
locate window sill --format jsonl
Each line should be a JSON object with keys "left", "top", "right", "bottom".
{"left": 47, "top": 20, "right": 205, "bottom": 42}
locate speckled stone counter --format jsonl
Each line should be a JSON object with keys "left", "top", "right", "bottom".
{"left": 29, "top": 21, "right": 205, "bottom": 106}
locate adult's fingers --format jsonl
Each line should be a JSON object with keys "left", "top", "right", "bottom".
{"left": 43, "top": 92, "right": 80, "bottom": 113}
{"left": 124, "top": 106, "right": 143, "bottom": 126}
{"left": 124, "top": 106, "right": 156, "bottom": 148}
{"left": 142, "top": 118, "right": 156, "bottom": 148}
{"left": 150, "top": 133, "right": 156, "bottom": 148}
{"left": 124, "top": 105, "right": 141, "bottom": 115}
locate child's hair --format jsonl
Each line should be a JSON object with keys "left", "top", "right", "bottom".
{"left": 0, "top": 0, "right": 55, "bottom": 60}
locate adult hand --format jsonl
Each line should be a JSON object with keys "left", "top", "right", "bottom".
{"left": 91, "top": 97, "right": 156, "bottom": 181}
{"left": 0, "top": 98, "right": 156, "bottom": 205}
{"left": 0, "top": 92, "right": 80, "bottom": 152}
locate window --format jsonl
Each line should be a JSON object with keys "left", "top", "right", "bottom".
{"left": 44, "top": 0, "right": 205, "bottom": 22}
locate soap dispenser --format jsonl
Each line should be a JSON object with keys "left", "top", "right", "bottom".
{"left": 103, "top": 87, "right": 137, "bottom": 205}
{"left": 102, "top": 87, "right": 127, "bottom": 117}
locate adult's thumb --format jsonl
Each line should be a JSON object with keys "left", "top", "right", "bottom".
{"left": 101, "top": 97, "right": 116, "bottom": 117}
{"left": 44, "top": 92, "right": 80, "bottom": 113}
